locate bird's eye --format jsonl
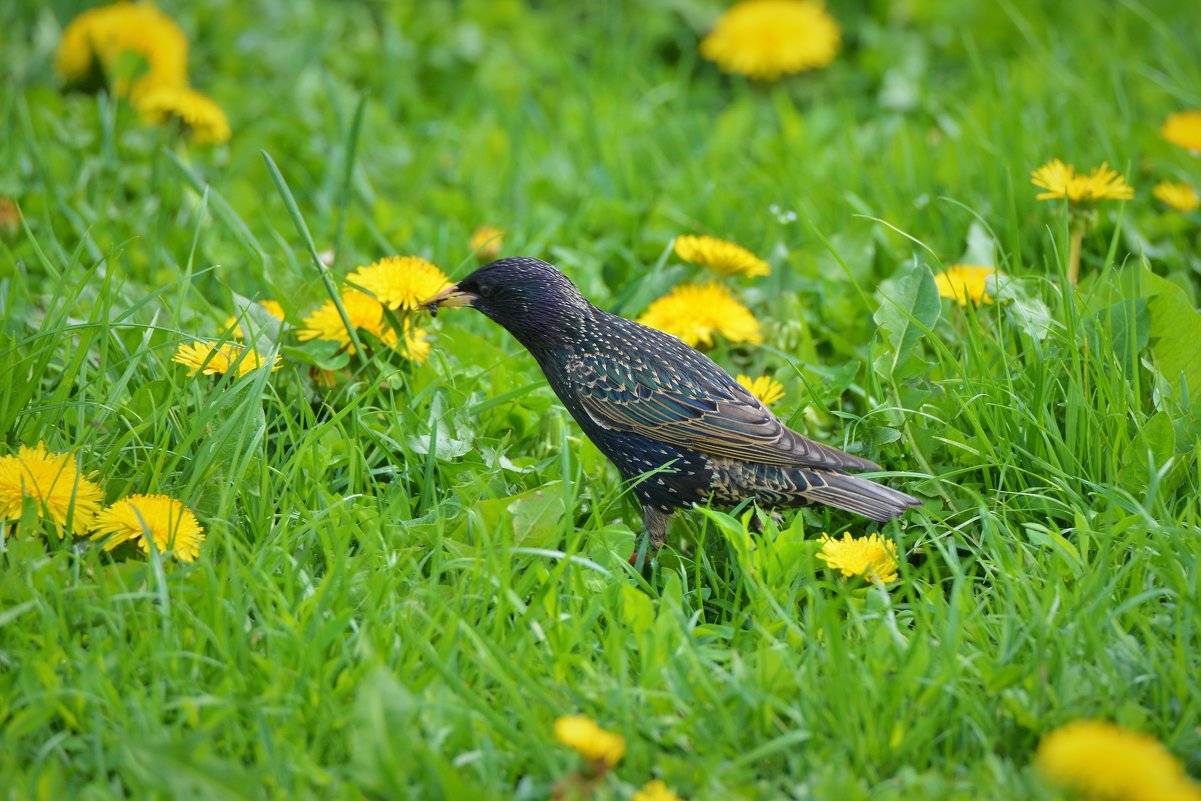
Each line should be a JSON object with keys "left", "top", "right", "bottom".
{"left": 477, "top": 281, "right": 496, "bottom": 299}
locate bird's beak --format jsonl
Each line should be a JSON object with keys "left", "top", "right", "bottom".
{"left": 422, "top": 284, "right": 477, "bottom": 316}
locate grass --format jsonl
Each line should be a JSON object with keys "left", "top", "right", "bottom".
{"left": 2, "top": 1, "right": 1201, "bottom": 798}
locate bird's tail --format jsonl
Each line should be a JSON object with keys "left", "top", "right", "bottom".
{"left": 798, "top": 469, "right": 922, "bottom": 523}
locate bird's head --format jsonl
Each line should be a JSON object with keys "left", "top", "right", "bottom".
{"left": 423, "top": 257, "right": 592, "bottom": 351}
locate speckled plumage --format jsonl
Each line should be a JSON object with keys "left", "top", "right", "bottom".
{"left": 431, "top": 257, "right": 920, "bottom": 549}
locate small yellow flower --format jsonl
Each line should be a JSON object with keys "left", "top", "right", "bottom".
{"left": 1036, "top": 720, "right": 1201, "bottom": 801}
{"left": 347, "top": 256, "right": 452, "bottom": 312}
{"left": 222, "top": 300, "right": 286, "bottom": 339}
{"left": 469, "top": 225, "right": 504, "bottom": 260}
{"left": 401, "top": 320, "right": 432, "bottom": 364}
{"left": 553, "top": 716, "right": 626, "bottom": 767}
{"left": 0, "top": 196, "right": 19, "bottom": 235}
{"left": 1152, "top": 181, "right": 1200, "bottom": 213}
{"left": 737, "top": 374, "right": 785, "bottom": 406}
{"left": 136, "top": 86, "right": 231, "bottom": 145}
{"left": 91, "top": 494, "right": 205, "bottom": 562}
{"left": 0, "top": 443, "right": 103, "bottom": 538}
{"left": 55, "top": 2, "right": 188, "bottom": 102}
{"left": 1161, "top": 110, "right": 1201, "bottom": 153}
{"left": 674, "top": 235, "right": 770, "bottom": 278}
{"left": 173, "top": 341, "right": 281, "bottom": 377}
{"left": 934, "top": 264, "right": 996, "bottom": 306}
{"left": 701, "top": 0, "right": 840, "bottom": 80}
{"left": 298, "top": 289, "right": 395, "bottom": 354}
{"left": 634, "top": 780, "right": 686, "bottom": 801}
{"left": 638, "top": 283, "right": 762, "bottom": 348}
{"left": 817, "top": 532, "right": 899, "bottom": 583}
{"left": 1031, "top": 159, "right": 1134, "bottom": 203}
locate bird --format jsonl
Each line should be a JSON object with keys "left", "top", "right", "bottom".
{"left": 424, "top": 256, "right": 920, "bottom": 553}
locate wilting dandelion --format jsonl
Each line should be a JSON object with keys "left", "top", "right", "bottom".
{"left": 55, "top": 2, "right": 188, "bottom": 102}
{"left": 91, "top": 493, "right": 205, "bottom": 562}
{"left": 1152, "top": 181, "right": 1200, "bottom": 213}
{"left": 817, "top": 532, "right": 899, "bottom": 584}
{"left": 553, "top": 715, "right": 626, "bottom": 769}
{"left": 0, "top": 442, "right": 103, "bottom": 538}
{"left": 347, "top": 256, "right": 451, "bottom": 312}
{"left": 674, "top": 235, "right": 770, "bottom": 278}
{"left": 934, "top": 264, "right": 997, "bottom": 307}
{"left": 1035, "top": 720, "right": 1201, "bottom": 801}
{"left": 700, "top": 0, "right": 840, "bottom": 80}
{"left": 173, "top": 341, "right": 281, "bottom": 377}
{"left": 1161, "top": 110, "right": 1201, "bottom": 153}
{"left": 1031, "top": 159, "right": 1134, "bottom": 285}
{"left": 737, "top": 374, "right": 785, "bottom": 406}
{"left": 136, "top": 86, "right": 231, "bottom": 144}
{"left": 638, "top": 283, "right": 762, "bottom": 348}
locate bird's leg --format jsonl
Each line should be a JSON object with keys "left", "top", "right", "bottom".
{"left": 630, "top": 506, "right": 672, "bottom": 566}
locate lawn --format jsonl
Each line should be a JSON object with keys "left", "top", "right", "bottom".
{"left": 2, "top": 1, "right": 1201, "bottom": 799}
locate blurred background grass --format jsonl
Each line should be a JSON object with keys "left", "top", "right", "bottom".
{"left": 2, "top": 1, "right": 1200, "bottom": 799}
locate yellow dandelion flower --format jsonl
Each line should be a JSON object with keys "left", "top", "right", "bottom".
{"left": 737, "top": 374, "right": 785, "bottom": 406}
{"left": 1036, "top": 720, "right": 1201, "bottom": 801}
{"left": 55, "top": 2, "right": 188, "bottom": 102}
{"left": 135, "top": 86, "right": 231, "bottom": 145}
{"left": 674, "top": 235, "right": 770, "bottom": 278}
{"left": 638, "top": 283, "right": 762, "bottom": 348}
{"left": 817, "top": 532, "right": 899, "bottom": 584}
{"left": 934, "top": 264, "right": 997, "bottom": 307}
{"left": 401, "top": 320, "right": 432, "bottom": 364}
{"left": 298, "top": 289, "right": 397, "bottom": 355}
{"left": 1152, "top": 181, "right": 1201, "bottom": 213}
{"left": 700, "top": 0, "right": 840, "bottom": 80}
{"left": 91, "top": 494, "right": 205, "bottom": 562}
{"left": 222, "top": 300, "right": 287, "bottom": 339}
{"left": 0, "top": 443, "right": 103, "bottom": 538}
{"left": 1031, "top": 159, "right": 1134, "bottom": 203}
{"left": 553, "top": 716, "right": 626, "bottom": 767}
{"left": 469, "top": 225, "right": 504, "bottom": 260}
{"left": 634, "top": 780, "right": 686, "bottom": 801}
{"left": 1161, "top": 110, "right": 1201, "bottom": 153}
{"left": 173, "top": 341, "right": 281, "bottom": 377}
{"left": 347, "top": 256, "right": 452, "bottom": 312}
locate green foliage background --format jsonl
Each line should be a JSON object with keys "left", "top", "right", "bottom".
{"left": 2, "top": 1, "right": 1200, "bottom": 798}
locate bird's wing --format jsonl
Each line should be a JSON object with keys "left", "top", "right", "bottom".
{"left": 566, "top": 346, "right": 880, "bottom": 472}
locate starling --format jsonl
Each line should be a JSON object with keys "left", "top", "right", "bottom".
{"left": 425, "top": 257, "right": 920, "bottom": 550}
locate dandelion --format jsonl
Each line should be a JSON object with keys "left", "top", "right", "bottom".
{"left": 298, "top": 289, "right": 395, "bottom": 354}
{"left": 469, "top": 225, "right": 504, "bottom": 260}
{"left": 737, "top": 374, "right": 785, "bottom": 406}
{"left": 1161, "top": 110, "right": 1201, "bottom": 153}
{"left": 91, "top": 494, "right": 205, "bottom": 562}
{"left": 136, "top": 86, "right": 231, "bottom": 145}
{"left": 222, "top": 300, "right": 286, "bottom": 339}
{"left": 173, "top": 341, "right": 281, "bottom": 377}
{"left": 0, "top": 442, "right": 103, "bottom": 538}
{"left": 817, "top": 532, "right": 899, "bottom": 584}
{"left": 1031, "top": 160, "right": 1134, "bottom": 203}
{"left": 1152, "top": 181, "right": 1200, "bottom": 213}
{"left": 401, "top": 320, "right": 432, "bottom": 364}
{"left": 674, "top": 235, "right": 770, "bottom": 278}
{"left": 934, "top": 264, "right": 996, "bottom": 307}
{"left": 347, "top": 256, "right": 451, "bottom": 312}
{"left": 700, "top": 0, "right": 840, "bottom": 80}
{"left": 1031, "top": 159, "right": 1134, "bottom": 285}
{"left": 634, "top": 780, "right": 686, "bottom": 801}
{"left": 55, "top": 2, "right": 188, "bottom": 102}
{"left": 553, "top": 716, "right": 626, "bottom": 768}
{"left": 1035, "top": 720, "right": 1201, "bottom": 801}
{"left": 638, "top": 283, "right": 762, "bottom": 348}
